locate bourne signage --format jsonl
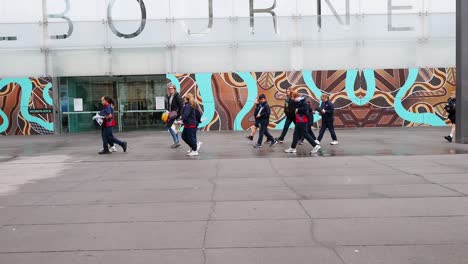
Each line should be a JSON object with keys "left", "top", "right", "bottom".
{"left": 1, "top": 0, "right": 421, "bottom": 41}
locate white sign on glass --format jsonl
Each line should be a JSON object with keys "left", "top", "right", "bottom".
{"left": 155, "top": 96, "right": 165, "bottom": 110}
{"left": 73, "top": 98, "right": 83, "bottom": 111}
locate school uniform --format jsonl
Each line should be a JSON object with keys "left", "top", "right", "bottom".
{"left": 254, "top": 102, "right": 275, "bottom": 146}
{"left": 317, "top": 100, "right": 338, "bottom": 142}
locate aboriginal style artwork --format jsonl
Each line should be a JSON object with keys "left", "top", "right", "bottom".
{"left": 0, "top": 68, "right": 455, "bottom": 135}
{"left": 0, "top": 77, "right": 54, "bottom": 135}
{"left": 168, "top": 68, "right": 456, "bottom": 131}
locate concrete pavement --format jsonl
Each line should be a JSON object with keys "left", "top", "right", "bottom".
{"left": 1, "top": 127, "right": 468, "bottom": 264}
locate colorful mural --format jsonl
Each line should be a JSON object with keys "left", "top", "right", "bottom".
{"left": 0, "top": 77, "right": 54, "bottom": 135}
{"left": 169, "top": 68, "right": 456, "bottom": 131}
{"left": 0, "top": 68, "right": 455, "bottom": 135}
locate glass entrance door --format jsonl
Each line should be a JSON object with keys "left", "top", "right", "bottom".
{"left": 60, "top": 75, "right": 167, "bottom": 133}
{"left": 117, "top": 76, "right": 167, "bottom": 131}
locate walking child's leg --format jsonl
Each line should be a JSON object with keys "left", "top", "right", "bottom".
{"left": 303, "top": 128, "right": 317, "bottom": 147}
{"left": 107, "top": 127, "right": 123, "bottom": 146}
{"left": 278, "top": 117, "right": 293, "bottom": 140}
{"left": 182, "top": 129, "right": 189, "bottom": 147}
{"left": 263, "top": 124, "right": 274, "bottom": 142}
{"left": 290, "top": 125, "right": 301, "bottom": 148}
{"left": 189, "top": 128, "right": 197, "bottom": 151}
{"left": 257, "top": 123, "right": 266, "bottom": 145}
{"left": 101, "top": 128, "right": 109, "bottom": 151}
{"left": 250, "top": 125, "right": 258, "bottom": 137}
{"left": 328, "top": 120, "right": 337, "bottom": 141}
{"left": 307, "top": 121, "right": 316, "bottom": 140}
{"left": 317, "top": 120, "right": 327, "bottom": 141}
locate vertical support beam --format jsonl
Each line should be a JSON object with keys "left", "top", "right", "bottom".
{"left": 52, "top": 77, "right": 61, "bottom": 135}
{"left": 456, "top": 0, "right": 468, "bottom": 143}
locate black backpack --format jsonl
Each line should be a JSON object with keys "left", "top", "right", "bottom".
{"left": 194, "top": 107, "right": 203, "bottom": 124}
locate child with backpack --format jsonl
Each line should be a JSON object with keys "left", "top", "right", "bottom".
{"left": 180, "top": 93, "right": 201, "bottom": 156}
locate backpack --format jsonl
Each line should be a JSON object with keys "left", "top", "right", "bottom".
{"left": 194, "top": 107, "right": 203, "bottom": 124}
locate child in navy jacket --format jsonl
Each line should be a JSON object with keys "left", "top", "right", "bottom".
{"left": 317, "top": 94, "right": 338, "bottom": 145}
{"left": 253, "top": 94, "right": 277, "bottom": 148}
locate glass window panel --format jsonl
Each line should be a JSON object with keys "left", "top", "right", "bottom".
{"left": 0, "top": 23, "right": 43, "bottom": 48}
{"left": 360, "top": 40, "right": 418, "bottom": 69}
{"left": 297, "top": 0, "right": 361, "bottom": 16}
{"left": 299, "top": 15, "right": 360, "bottom": 42}
{"left": 424, "top": 0, "right": 456, "bottom": 13}
{"left": 107, "top": 19, "right": 170, "bottom": 47}
{"left": 138, "top": 0, "right": 171, "bottom": 20}
{"left": 361, "top": 13, "right": 423, "bottom": 41}
{"left": 427, "top": 13, "right": 456, "bottom": 39}
{"left": 0, "top": 0, "right": 43, "bottom": 23}
{"left": 111, "top": 47, "right": 168, "bottom": 75}
{"left": 63, "top": 0, "right": 107, "bottom": 21}
{"left": 302, "top": 41, "right": 359, "bottom": 70}
{"left": 47, "top": 21, "right": 107, "bottom": 49}
{"left": 171, "top": 18, "right": 233, "bottom": 45}
{"left": 173, "top": 45, "right": 233, "bottom": 73}
{"left": 415, "top": 38, "right": 455, "bottom": 68}
{"left": 234, "top": 16, "right": 297, "bottom": 43}
{"left": 48, "top": 49, "right": 110, "bottom": 77}
{"left": 360, "top": 0, "right": 424, "bottom": 15}
{"left": 235, "top": 42, "right": 291, "bottom": 72}
{"left": 0, "top": 50, "right": 45, "bottom": 77}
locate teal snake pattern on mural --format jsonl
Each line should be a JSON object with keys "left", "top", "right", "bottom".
{"left": 168, "top": 68, "right": 455, "bottom": 131}
{"left": 0, "top": 77, "right": 54, "bottom": 135}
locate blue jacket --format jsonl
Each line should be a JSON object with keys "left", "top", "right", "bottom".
{"left": 320, "top": 100, "right": 334, "bottom": 121}
{"left": 182, "top": 103, "right": 197, "bottom": 128}
{"left": 254, "top": 102, "right": 271, "bottom": 124}
{"left": 99, "top": 105, "right": 115, "bottom": 127}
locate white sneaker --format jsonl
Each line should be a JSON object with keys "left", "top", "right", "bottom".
{"left": 315, "top": 140, "right": 320, "bottom": 145}
{"left": 187, "top": 149, "right": 192, "bottom": 153}
{"left": 284, "top": 148, "right": 296, "bottom": 153}
{"left": 311, "top": 145, "right": 321, "bottom": 154}
{"left": 197, "top": 141, "right": 203, "bottom": 151}
{"left": 187, "top": 150, "right": 199, "bottom": 156}
{"left": 330, "top": 141, "right": 339, "bottom": 145}
{"left": 110, "top": 146, "right": 117, "bottom": 152}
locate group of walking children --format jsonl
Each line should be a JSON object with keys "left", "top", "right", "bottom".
{"left": 248, "top": 88, "right": 338, "bottom": 154}
{"left": 95, "top": 87, "right": 456, "bottom": 155}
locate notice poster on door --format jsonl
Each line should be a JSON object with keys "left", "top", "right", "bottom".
{"left": 73, "top": 98, "right": 83, "bottom": 112}
{"left": 155, "top": 96, "right": 165, "bottom": 110}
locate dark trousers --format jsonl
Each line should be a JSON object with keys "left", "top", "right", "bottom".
{"left": 182, "top": 127, "right": 197, "bottom": 151}
{"left": 278, "top": 116, "right": 295, "bottom": 140}
{"left": 301, "top": 120, "right": 316, "bottom": 141}
{"left": 101, "top": 126, "right": 123, "bottom": 150}
{"left": 318, "top": 119, "right": 337, "bottom": 141}
{"left": 257, "top": 122, "right": 274, "bottom": 145}
{"left": 291, "top": 123, "right": 317, "bottom": 148}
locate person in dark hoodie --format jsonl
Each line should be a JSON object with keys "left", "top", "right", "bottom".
{"left": 284, "top": 91, "right": 321, "bottom": 154}
{"left": 166, "top": 84, "right": 184, "bottom": 148}
{"left": 276, "top": 88, "right": 296, "bottom": 143}
{"left": 253, "top": 94, "right": 277, "bottom": 148}
{"left": 316, "top": 94, "right": 338, "bottom": 145}
{"left": 299, "top": 98, "right": 317, "bottom": 144}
